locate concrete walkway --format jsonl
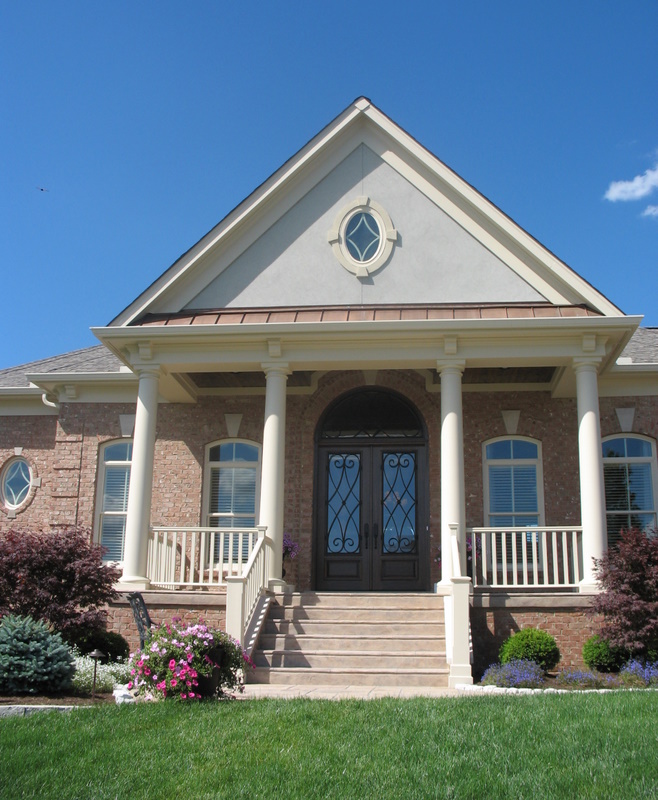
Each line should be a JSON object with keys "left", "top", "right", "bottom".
{"left": 241, "top": 684, "right": 463, "bottom": 700}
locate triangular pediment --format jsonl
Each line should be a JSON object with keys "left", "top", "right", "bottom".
{"left": 111, "top": 98, "right": 623, "bottom": 326}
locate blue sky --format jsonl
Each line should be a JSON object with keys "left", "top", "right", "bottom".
{"left": 2, "top": 2, "right": 657, "bottom": 369}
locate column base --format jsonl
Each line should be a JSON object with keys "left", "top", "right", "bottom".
{"left": 116, "top": 576, "right": 151, "bottom": 591}
{"left": 268, "top": 578, "right": 293, "bottom": 593}
{"left": 449, "top": 665, "right": 473, "bottom": 687}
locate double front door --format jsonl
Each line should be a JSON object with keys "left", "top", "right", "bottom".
{"left": 316, "top": 443, "right": 428, "bottom": 591}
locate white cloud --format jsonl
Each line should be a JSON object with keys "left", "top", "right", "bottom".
{"left": 642, "top": 205, "right": 658, "bottom": 218}
{"left": 604, "top": 163, "right": 658, "bottom": 202}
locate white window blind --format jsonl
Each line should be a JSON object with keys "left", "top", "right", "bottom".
{"left": 602, "top": 436, "right": 657, "bottom": 546}
{"left": 98, "top": 442, "right": 132, "bottom": 561}
{"left": 485, "top": 439, "right": 542, "bottom": 527}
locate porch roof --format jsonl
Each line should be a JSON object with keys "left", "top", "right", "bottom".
{"left": 133, "top": 302, "right": 601, "bottom": 328}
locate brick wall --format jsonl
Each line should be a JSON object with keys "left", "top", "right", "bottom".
{"left": 2, "top": 379, "right": 658, "bottom": 594}
{"left": 106, "top": 591, "right": 227, "bottom": 654}
{"left": 470, "top": 594, "right": 601, "bottom": 678}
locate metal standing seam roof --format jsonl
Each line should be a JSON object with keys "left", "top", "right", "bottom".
{"left": 133, "top": 303, "right": 602, "bottom": 327}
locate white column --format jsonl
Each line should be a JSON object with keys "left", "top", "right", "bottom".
{"left": 574, "top": 359, "right": 606, "bottom": 590}
{"left": 259, "top": 363, "right": 289, "bottom": 589}
{"left": 121, "top": 367, "right": 160, "bottom": 588}
{"left": 438, "top": 362, "right": 466, "bottom": 584}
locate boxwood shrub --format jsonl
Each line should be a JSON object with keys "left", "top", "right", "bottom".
{"left": 582, "top": 634, "right": 628, "bottom": 673}
{"left": 499, "top": 627, "right": 560, "bottom": 672}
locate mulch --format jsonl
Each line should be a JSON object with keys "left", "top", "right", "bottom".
{"left": 0, "top": 692, "right": 116, "bottom": 706}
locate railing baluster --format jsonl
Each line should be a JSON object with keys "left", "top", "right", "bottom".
{"left": 541, "top": 530, "right": 549, "bottom": 586}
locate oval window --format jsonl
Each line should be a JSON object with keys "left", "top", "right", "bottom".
{"left": 345, "top": 211, "right": 382, "bottom": 263}
{"left": 2, "top": 458, "right": 32, "bottom": 509}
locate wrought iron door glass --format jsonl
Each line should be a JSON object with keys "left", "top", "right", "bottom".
{"left": 382, "top": 452, "right": 417, "bottom": 553}
{"left": 326, "top": 453, "right": 361, "bottom": 554}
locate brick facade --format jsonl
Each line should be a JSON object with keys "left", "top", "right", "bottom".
{"left": 2, "top": 376, "right": 657, "bottom": 660}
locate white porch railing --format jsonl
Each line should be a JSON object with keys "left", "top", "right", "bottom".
{"left": 468, "top": 527, "right": 583, "bottom": 588}
{"left": 226, "top": 527, "right": 274, "bottom": 651}
{"left": 146, "top": 526, "right": 261, "bottom": 588}
{"left": 444, "top": 523, "right": 473, "bottom": 687}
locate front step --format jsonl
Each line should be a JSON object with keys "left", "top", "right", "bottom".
{"left": 250, "top": 592, "right": 449, "bottom": 688}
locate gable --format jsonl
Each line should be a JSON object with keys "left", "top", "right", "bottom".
{"left": 184, "top": 144, "right": 545, "bottom": 310}
{"left": 111, "top": 99, "right": 623, "bottom": 326}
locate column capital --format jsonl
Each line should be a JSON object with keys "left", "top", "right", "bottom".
{"left": 261, "top": 361, "right": 291, "bottom": 377}
{"left": 134, "top": 365, "right": 161, "bottom": 380}
{"left": 572, "top": 357, "right": 602, "bottom": 374}
{"left": 436, "top": 360, "right": 466, "bottom": 375}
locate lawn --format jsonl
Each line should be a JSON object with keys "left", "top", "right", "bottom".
{"left": 1, "top": 693, "right": 657, "bottom": 799}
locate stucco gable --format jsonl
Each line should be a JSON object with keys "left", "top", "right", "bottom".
{"left": 184, "top": 145, "right": 545, "bottom": 310}
{"left": 111, "top": 98, "right": 623, "bottom": 326}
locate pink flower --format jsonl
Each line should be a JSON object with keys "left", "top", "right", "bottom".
{"left": 144, "top": 668, "right": 151, "bottom": 676}
{"left": 187, "top": 652, "right": 194, "bottom": 662}
{"left": 169, "top": 659, "right": 176, "bottom": 670}
{"left": 127, "top": 681, "right": 133, "bottom": 689}
{"left": 157, "top": 681, "right": 166, "bottom": 690}
{"left": 170, "top": 679, "right": 178, "bottom": 687}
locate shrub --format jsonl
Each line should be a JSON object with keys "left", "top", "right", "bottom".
{"left": 0, "top": 527, "right": 120, "bottom": 638}
{"left": 499, "top": 628, "right": 560, "bottom": 672}
{"left": 582, "top": 634, "right": 628, "bottom": 673}
{"left": 0, "top": 615, "right": 75, "bottom": 694}
{"left": 128, "top": 619, "right": 253, "bottom": 701}
{"left": 64, "top": 628, "right": 129, "bottom": 663}
{"left": 71, "top": 652, "right": 132, "bottom": 694}
{"left": 593, "top": 528, "right": 658, "bottom": 659}
{"left": 481, "top": 659, "right": 545, "bottom": 688}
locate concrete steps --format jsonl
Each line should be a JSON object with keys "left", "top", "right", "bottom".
{"left": 250, "top": 592, "right": 449, "bottom": 687}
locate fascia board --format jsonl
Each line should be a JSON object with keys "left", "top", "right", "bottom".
{"left": 93, "top": 315, "right": 640, "bottom": 372}
{"left": 361, "top": 108, "right": 623, "bottom": 315}
{"left": 0, "top": 387, "right": 59, "bottom": 416}
{"left": 110, "top": 104, "right": 366, "bottom": 327}
{"left": 27, "top": 372, "right": 137, "bottom": 391}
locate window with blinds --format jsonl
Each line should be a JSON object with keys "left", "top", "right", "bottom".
{"left": 204, "top": 441, "right": 261, "bottom": 560}
{"left": 484, "top": 438, "right": 543, "bottom": 527}
{"left": 602, "top": 436, "right": 657, "bottom": 546}
{"left": 96, "top": 441, "right": 132, "bottom": 562}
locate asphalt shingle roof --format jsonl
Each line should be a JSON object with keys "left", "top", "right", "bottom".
{"left": 619, "top": 328, "right": 658, "bottom": 364}
{"left": 0, "top": 345, "right": 124, "bottom": 388}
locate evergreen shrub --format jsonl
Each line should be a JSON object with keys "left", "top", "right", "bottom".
{"left": 0, "top": 615, "right": 75, "bottom": 694}
{"left": 499, "top": 627, "right": 560, "bottom": 672}
{"left": 64, "top": 628, "right": 129, "bottom": 662}
{"left": 582, "top": 634, "right": 628, "bottom": 673}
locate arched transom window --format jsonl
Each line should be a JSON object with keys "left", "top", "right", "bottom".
{"left": 483, "top": 437, "right": 544, "bottom": 527}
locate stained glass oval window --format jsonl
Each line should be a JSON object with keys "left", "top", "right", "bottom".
{"left": 1, "top": 458, "right": 32, "bottom": 509}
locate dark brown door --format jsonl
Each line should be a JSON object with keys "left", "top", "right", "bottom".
{"left": 316, "top": 443, "right": 428, "bottom": 591}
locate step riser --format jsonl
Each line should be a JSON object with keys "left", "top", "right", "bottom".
{"left": 268, "top": 608, "right": 441, "bottom": 622}
{"left": 255, "top": 653, "right": 447, "bottom": 669}
{"left": 275, "top": 593, "right": 445, "bottom": 610}
{"left": 259, "top": 635, "right": 445, "bottom": 652}
{"left": 250, "top": 669, "right": 449, "bottom": 687}
{"left": 264, "top": 621, "right": 445, "bottom": 637}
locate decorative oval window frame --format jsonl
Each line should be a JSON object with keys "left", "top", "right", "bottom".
{"left": 327, "top": 196, "right": 397, "bottom": 277}
{"left": 0, "top": 455, "right": 38, "bottom": 517}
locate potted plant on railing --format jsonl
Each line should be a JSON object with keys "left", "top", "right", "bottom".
{"left": 128, "top": 618, "right": 253, "bottom": 700}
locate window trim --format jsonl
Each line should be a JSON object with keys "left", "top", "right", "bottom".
{"left": 94, "top": 439, "right": 133, "bottom": 563}
{"left": 0, "top": 455, "right": 36, "bottom": 515}
{"left": 482, "top": 436, "right": 545, "bottom": 527}
{"left": 602, "top": 433, "right": 658, "bottom": 544}
{"left": 327, "top": 196, "right": 397, "bottom": 277}
{"left": 202, "top": 439, "right": 262, "bottom": 529}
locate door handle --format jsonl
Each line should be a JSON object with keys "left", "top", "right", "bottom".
{"left": 373, "top": 523, "right": 379, "bottom": 550}
{"left": 364, "top": 523, "right": 369, "bottom": 550}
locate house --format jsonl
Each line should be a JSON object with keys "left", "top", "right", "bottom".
{"left": 1, "top": 98, "right": 657, "bottom": 685}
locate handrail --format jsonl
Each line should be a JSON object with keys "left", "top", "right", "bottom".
{"left": 225, "top": 527, "right": 272, "bottom": 648}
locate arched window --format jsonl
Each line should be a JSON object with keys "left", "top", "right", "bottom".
{"left": 203, "top": 441, "right": 261, "bottom": 529}
{"left": 95, "top": 440, "right": 132, "bottom": 562}
{"left": 602, "top": 435, "right": 658, "bottom": 546}
{"left": 483, "top": 437, "right": 544, "bottom": 527}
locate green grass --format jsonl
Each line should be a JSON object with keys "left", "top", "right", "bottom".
{"left": 1, "top": 693, "right": 657, "bottom": 799}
